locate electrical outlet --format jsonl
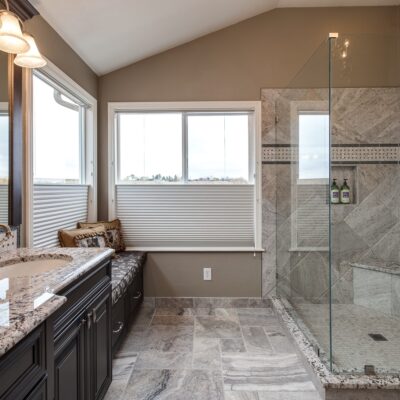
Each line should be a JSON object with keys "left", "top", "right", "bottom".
{"left": 203, "top": 267, "right": 212, "bottom": 281}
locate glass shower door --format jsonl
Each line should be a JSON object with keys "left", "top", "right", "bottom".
{"left": 329, "top": 33, "right": 400, "bottom": 374}
{"left": 270, "top": 39, "right": 333, "bottom": 370}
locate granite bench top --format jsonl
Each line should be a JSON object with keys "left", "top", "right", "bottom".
{"left": 0, "top": 247, "right": 114, "bottom": 357}
{"left": 350, "top": 261, "right": 400, "bottom": 276}
{"left": 111, "top": 251, "right": 146, "bottom": 305}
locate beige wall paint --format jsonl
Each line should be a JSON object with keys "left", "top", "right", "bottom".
{"left": 25, "top": 16, "right": 98, "bottom": 98}
{"left": 144, "top": 252, "right": 261, "bottom": 297}
{"left": 98, "top": 6, "right": 400, "bottom": 218}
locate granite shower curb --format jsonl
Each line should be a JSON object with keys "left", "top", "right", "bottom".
{"left": 271, "top": 296, "right": 400, "bottom": 391}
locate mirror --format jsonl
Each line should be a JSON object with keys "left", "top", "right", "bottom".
{"left": 0, "top": 52, "right": 8, "bottom": 225}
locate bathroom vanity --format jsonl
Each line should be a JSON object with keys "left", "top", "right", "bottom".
{"left": 0, "top": 247, "right": 114, "bottom": 400}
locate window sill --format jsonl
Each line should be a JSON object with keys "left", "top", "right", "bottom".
{"left": 125, "top": 247, "right": 265, "bottom": 253}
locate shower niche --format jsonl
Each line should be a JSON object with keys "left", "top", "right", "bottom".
{"left": 331, "top": 164, "right": 358, "bottom": 205}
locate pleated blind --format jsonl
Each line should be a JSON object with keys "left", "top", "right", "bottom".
{"left": 0, "top": 185, "right": 7, "bottom": 224}
{"left": 33, "top": 185, "right": 89, "bottom": 248}
{"left": 116, "top": 184, "right": 255, "bottom": 248}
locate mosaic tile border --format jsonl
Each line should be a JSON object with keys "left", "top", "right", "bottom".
{"left": 262, "top": 144, "right": 400, "bottom": 164}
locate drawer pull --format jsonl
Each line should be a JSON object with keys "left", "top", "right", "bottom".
{"left": 87, "top": 311, "right": 93, "bottom": 329}
{"left": 132, "top": 291, "right": 142, "bottom": 300}
{"left": 113, "top": 321, "right": 124, "bottom": 334}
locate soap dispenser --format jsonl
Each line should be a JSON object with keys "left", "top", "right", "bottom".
{"left": 331, "top": 179, "right": 340, "bottom": 204}
{"left": 340, "top": 178, "right": 351, "bottom": 204}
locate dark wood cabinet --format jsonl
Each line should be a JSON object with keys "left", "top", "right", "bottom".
{"left": 0, "top": 324, "right": 46, "bottom": 400}
{"left": 25, "top": 378, "right": 47, "bottom": 400}
{"left": 0, "top": 257, "right": 112, "bottom": 400}
{"left": 90, "top": 290, "right": 112, "bottom": 400}
{"left": 54, "top": 260, "right": 112, "bottom": 400}
{"left": 112, "top": 266, "right": 144, "bottom": 356}
{"left": 54, "top": 320, "right": 86, "bottom": 400}
{"left": 111, "top": 293, "right": 126, "bottom": 351}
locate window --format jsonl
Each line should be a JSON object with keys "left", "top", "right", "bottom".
{"left": 116, "top": 112, "right": 251, "bottom": 184}
{"left": 187, "top": 114, "right": 249, "bottom": 183}
{"left": 118, "top": 113, "right": 182, "bottom": 182}
{"left": 33, "top": 74, "right": 84, "bottom": 184}
{"left": 292, "top": 110, "right": 329, "bottom": 251}
{"left": 298, "top": 112, "right": 329, "bottom": 181}
{"left": 110, "top": 102, "right": 261, "bottom": 250}
{"left": 28, "top": 65, "right": 97, "bottom": 248}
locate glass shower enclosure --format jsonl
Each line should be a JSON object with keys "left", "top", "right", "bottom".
{"left": 272, "top": 32, "right": 400, "bottom": 375}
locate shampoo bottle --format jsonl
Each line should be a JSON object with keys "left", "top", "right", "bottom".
{"left": 331, "top": 179, "right": 340, "bottom": 204}
{"left": 340, "top": 178, "right": 351, "bottom": 204}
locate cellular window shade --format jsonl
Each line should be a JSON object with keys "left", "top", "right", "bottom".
{"left": 116, "top": 184, "right": 255, "bottom": 248}
{"left": 0, "top": 184, "right": 7, "bottom": 224}
{"left": 33, "top": 184, "right": 89, "bottom": 248}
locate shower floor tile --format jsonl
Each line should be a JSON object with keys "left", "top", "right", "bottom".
{"left": 295, "top": 303, "right": 400, "bottom": 373}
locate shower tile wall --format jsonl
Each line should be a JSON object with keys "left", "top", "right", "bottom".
{"left": 261, "top": 88, "right": 400, "bottom": 306}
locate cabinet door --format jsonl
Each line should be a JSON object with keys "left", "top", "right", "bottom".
{"left": 25, "top": 379, "right": 46, "bottom": 400}
{"left": 89, "top": 290, "right": 112, "bottom": 400}
{"left": 54, "top": 320, "right": 86, "bottom": 400}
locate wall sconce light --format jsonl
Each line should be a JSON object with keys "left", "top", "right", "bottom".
{"left": 0, "top": 10, "right": 29, "bottom": 53}
{"left": 0, "top": 0, "right": 46, "bottom": 68}
{"left": 14, "top": 33, "right": 46, "bottom": 68}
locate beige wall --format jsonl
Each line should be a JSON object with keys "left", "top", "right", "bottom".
{"left": 25, "top": 16, "right": 98, "bottom": 98}
{"left": 98, "top": 6, "right": 400, "bottom": 219}
{"left": 144, "top": 253, "right": 261, "bottom": 297}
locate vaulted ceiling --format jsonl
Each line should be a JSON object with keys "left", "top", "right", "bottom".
{"left": 30, "top": 0, "right": 400, "bottom": 75}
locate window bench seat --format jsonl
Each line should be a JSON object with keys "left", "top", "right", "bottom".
{"left": 111, "top": 251, "right": 146, "bottom": 305}
{"left": 110, "top": 251, "right": 147, "bottom": 354}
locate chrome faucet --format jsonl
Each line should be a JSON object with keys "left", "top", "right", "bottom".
{"left": 0, "top": 224, "right": 13, "bottom": 245}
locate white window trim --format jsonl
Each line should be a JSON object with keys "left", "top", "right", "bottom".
{"left": 108, "top": 101, "right": 262, "bottom": 252}
{"left": 23, "top": 58, "right": 97, "bottom": 247}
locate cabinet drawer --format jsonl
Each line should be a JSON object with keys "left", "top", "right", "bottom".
{"left": 112, "top": 294, "right": 126, "bottom": 350}
{"left": 0, "top": 325, "right": 46, "bottom": 400}
{"left": 127, "top": 271, "right": 143, "bottom": 316}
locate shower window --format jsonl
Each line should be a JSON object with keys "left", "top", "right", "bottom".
{"left": 298, "top": 112, "right": 329, "bottom": 183}
{"left": 291, "top": 110, "right": 330, "bottom": 251}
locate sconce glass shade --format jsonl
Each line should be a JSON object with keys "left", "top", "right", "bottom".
{"left": 0, "top": 11, "right": 30, "bottom": 54}
{"left": 14, "top": 33, "right": 46, "bottom": 68}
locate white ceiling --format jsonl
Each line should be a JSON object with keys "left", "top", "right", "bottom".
{"left": 30, "top": 0, "right": 400, "bottom": 75}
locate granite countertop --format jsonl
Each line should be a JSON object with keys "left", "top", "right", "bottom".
{"left": 0, "top": 247, "right": 114, "bottom": 357}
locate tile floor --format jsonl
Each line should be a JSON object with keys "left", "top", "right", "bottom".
{"left": 105, "top": 301, "right": 321, "bottom": 400}
{"left": 296, "top": 303, "right": 400, "bottom": 374}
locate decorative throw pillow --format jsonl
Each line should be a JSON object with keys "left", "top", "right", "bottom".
{"left": 58, "top": 226, "right": 109, "bottom": 248}
{"left": 77, "top": 219, "right": 126, "bottom": 252}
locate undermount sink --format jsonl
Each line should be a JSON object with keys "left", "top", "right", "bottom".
{"left": 0, "top": 256, "right": 72, "bottom": 279}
